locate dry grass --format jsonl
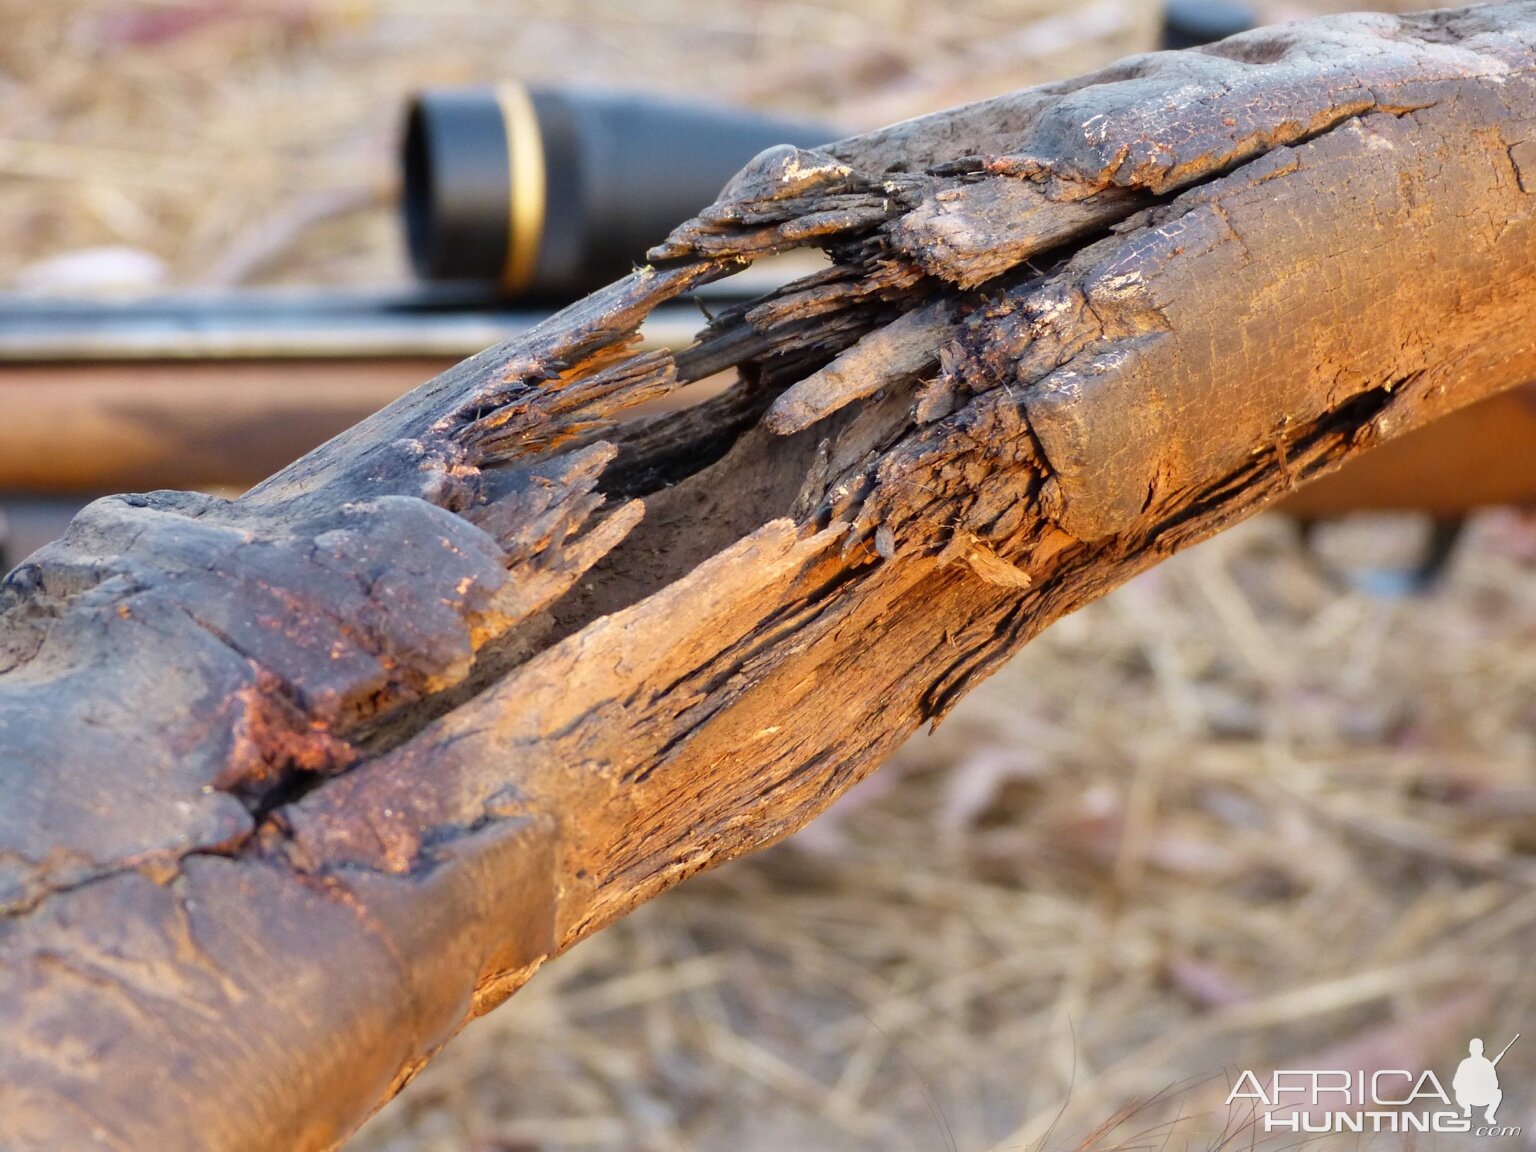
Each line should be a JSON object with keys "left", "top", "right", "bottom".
{"left": 0, "top": 0, "right": 1164, "bottom": 290}
{"left": 3, "top": 2, "right": 1533, "bottom": 1150}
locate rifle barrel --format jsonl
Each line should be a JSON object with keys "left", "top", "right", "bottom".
{"left": 1492, "top": 1034, "right": 1520, "bottom": 1066}
{"left": 0, "top": 289, "right": 719, "bottom": 361}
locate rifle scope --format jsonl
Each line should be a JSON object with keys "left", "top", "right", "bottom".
{"left": 402, "top": 85, "right": 833, "bottom": 299}
{"left": 1159, "top": 0, "right": 1256, "bottom": 49}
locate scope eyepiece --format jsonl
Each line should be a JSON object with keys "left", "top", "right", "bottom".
{"left": 402, "top": 85, "right": 833, "bottom": 300}
{"left": 1159, "top": 0, "right": 1257, "bottom": 50}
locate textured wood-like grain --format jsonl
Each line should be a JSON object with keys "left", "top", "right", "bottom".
{"left": 2, "top": 6, "right": 1535, "bottom": 1150}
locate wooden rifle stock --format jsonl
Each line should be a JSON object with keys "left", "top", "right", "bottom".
{"left": 2, "top": 337, "right": 1534, "bottom": 512}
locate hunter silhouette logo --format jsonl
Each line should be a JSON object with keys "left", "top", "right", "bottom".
{"left": 1227, "top": 1033, "right": 1523, "bottom": 1137}
{"left": 1455, "top": 1035, "right": 1518, "bottom": 1126}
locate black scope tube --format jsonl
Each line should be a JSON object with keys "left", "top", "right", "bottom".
{"left": 1159, "top": 0, "right": 1257, "bottom": 50}
{"left": 403, "top": 85, "right": 835, "bottom": 300}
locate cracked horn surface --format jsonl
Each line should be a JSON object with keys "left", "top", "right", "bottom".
{"left": 3, "top": 6, "right": 1536, "bottom": 1151}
